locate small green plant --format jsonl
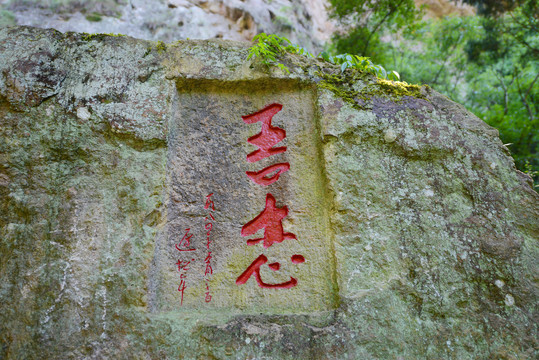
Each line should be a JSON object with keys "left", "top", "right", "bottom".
{"left": 247, "top": 33, "right": 313, "bottom": 73}
{"left": 247, "top": 32, "right": 399, "bottom": 80}
{"left": 318, "top": 52, "right": 400, "bottom": 80}
{"left": 155, "top": 41, "right": 166, "bottom": 53}
{"left": 85, "top": 12, "right": 103, "bottom": 22}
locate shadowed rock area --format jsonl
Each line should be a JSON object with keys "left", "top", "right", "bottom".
{"left": 0, "top": 26, "right": 537, "bottom": 359}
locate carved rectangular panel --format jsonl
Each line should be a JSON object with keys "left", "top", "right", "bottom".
{"left": 156, "top": 86, "right": 336, "bottom": 314}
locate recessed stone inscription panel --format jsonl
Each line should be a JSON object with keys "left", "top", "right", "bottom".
{"left": 157, "top": 86, "right": 335, "bottom": 314}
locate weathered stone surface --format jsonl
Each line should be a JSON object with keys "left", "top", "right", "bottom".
{"left": 0, "top": 26, "right": 537, "bottom": 359}
{"left": 0, "top": 0, "right": 334, "bottom": 52}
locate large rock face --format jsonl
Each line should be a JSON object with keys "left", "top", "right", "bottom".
{"left": 0, "top": 0, "right": 334, "bottom": 52}
{"left": 0, "top": 26, "right": 537, "bottom": 359}
{"left": 0, "top": 0, "right": 474, "bottom": 52}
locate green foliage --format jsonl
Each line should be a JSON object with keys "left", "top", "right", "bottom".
{"left": 247, "top": 33, "right": 312, "bottom": 73}
{"left": 523, "top": 161, "right": 539, "bottom": 187}
{"left": 318, "top": 51, "right": 400, "bottom": 80}
{"left": 328, "top": 0, "right": 424, "bottom": 61}
{"left": 378, "top": 5, "right": 538, "bottom": 183}
{"left": 248, "top": 33, "right": 399, "bottom": 81}
{"left": 85, "top": 12, "right": 103, "bottom": 22}
{"left": 460, "top": 0, "right": 523, "bottom": 16}
{"left": 326, "top": 0, "right": 538, "bottom": 184}
{"left": 330, "top": 27, "right": 392, "bottom": 65}
{"left": 457, "top": 1, "right": 537, "bottom": 181}
{"left": 387, "top": 16, "right": 481, "bottom": 98}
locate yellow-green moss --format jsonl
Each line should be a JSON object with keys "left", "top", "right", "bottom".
{"left": 81, "top": 33, "right": 126, "bottom": 41}
{"left": 316, "top": 71, "right": 369, "bottom": 110}
{"left": 143, "top": 41, "right": 168, "bottom": 57}
{"left": 155, "top": 41, "right": 167, "bottom": 53}
{"left": 316, "top": 69, "right": 426, "bottom": 110}
{"left": 374, "top": 78, "right": 425, "bottom": 99}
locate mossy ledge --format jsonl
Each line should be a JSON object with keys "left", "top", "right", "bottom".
{"left": 375, "top": 78, "right": 425, "bottom": 99}
{"left": 81, "top": 32, "right": 126, "bottom": 41}
{"left": 316, "top": 69, "right": 427, "bottom": 110}
{"left": 316, "top": 70, "right": 368, "bottom": 110}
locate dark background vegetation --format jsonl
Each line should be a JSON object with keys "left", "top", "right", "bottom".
{"left": 328, "top": 0, "right": 538, "bottom": 186}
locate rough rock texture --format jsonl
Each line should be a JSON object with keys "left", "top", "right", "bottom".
{"left": 0, "top": 26, "right": 537, "bottom": 359}
{"left": 416, "top": 0, "right": 475, "bottom": 18}
{"left": 0, "top": 0, "right": 334, "bottom": 52}
{"left": 0, "top": 0, "right": 474, "bottom": 52}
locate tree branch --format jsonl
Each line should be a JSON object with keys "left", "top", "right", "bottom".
{"left": 525, "top": 72, "right": 539, "bottom": 101}
{"left": 363, "top": 0, "right": 405, "bottom": 54}
{"left": 516, "top": 74, "right": 535, "bottom": 123}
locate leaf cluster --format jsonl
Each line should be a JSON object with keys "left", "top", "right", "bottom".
{"left": 247, "top": 32, "right": 399, "bottom": 81}
{"left": 319, "top": 52, "right": 400, "bottom": 80}
{"left": 247, "top": 33, "right": 312, "bottom": 73}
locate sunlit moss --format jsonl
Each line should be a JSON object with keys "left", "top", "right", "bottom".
{"left": 374, "top": 78, "right": 425, "bottom": 99}
{"left": 316, "top": 68, "right": 427, "bottom": 110}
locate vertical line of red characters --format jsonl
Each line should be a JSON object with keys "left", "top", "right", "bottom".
{"left": 175, "top": 194, "right": 214, "bottom": 306}
{"left": 204, "top": 193, "right": 215, "bottom": 302}
{"left": 236, "top": 103, "right": 305, "bottom": 289}
{"left": 175, "top": 228, "right": 195, "bottom": 306}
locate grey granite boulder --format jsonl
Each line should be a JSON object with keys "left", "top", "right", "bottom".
{"left": 0, "top": 26, "right": 537, "bottom": 359}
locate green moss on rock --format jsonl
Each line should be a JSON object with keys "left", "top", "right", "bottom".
{"left": 316, "top": 68, "right": 427, "bottom": 111}
{"left": 374, "top": 78, "right": 425, "bottom": 99}
{"left": 81, "top": 32, "right": 126, "bottom": 41}
{"left": 316, "top": 71, "right": 368, "bottom": 110}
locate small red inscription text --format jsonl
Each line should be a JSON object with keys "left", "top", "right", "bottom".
{"left": 204, "top": 193, "right": 215, "bottom": 302}
{"left": 175, "top": 228, "right": 196, "bottom": 306}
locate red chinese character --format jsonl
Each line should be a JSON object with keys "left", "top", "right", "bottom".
{"left": 236, "top": 254, "right": 305, "bottom": 289}
{"left": 205, "top": 283, "right": 212, "bottom": 302}
{"left": 175, "top": 228, "right": 196, "bottom": 252}
{"left": 178, "top": 280, "right": 187, "bottom": 306}
{"left": 204, "top": 252, "right": 213, "bottom": 276}
{"left": 246, "top": 163, "right": 290, "bottom": 186}
{"left": 205, "top": 193, "right": 215, "bottom": 211}
{"left": 242, "top": 194, "right": 296, "bottom": 248}
{"left": 242, "top": 103, "right": 287, "bottom": 163}
{"left": 176, "top": 259, "right": 193, "bottom": 272}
